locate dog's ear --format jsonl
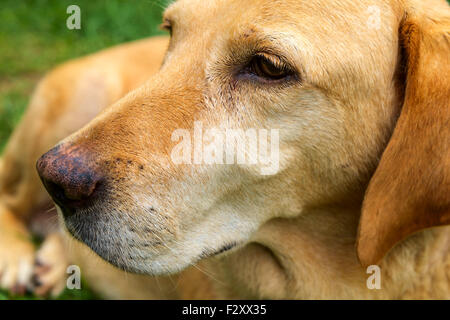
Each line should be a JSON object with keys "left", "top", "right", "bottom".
{"left": 356, "top": 8, "right": 450, "bottom": 267}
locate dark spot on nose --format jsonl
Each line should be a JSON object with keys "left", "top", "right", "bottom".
{"left": 36, "top": 144, "right": 104, "bottom": 217}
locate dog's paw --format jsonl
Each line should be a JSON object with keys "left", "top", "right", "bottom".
{"left": 32, "top": 233, "right": 69, "bottom": 297}
{"left": 0, "top": 208, "right": 35, "bottom": 295}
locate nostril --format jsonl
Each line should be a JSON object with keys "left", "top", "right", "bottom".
{"left": 41, "top": 179, "right": 69, "bottom": 207}
{"left": 36, "top": 145, "right": 104, "bottom": 213}
{"left": 40, "top": 175, "right": 103, "bottom": 213}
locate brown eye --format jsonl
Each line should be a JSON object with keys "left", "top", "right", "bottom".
{"left": 250, "top": 53, "right": 291, "bottom": 80}
{"left": 160, "top": 19, "right": 173, "bottom": 36}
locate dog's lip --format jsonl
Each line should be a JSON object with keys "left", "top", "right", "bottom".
{"left": 201, "top": 242, "right": 240, "bottom": 259}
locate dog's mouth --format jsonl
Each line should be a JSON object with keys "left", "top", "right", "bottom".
{"left": 200, "top": 242, "right": 240, "bottom": 259}
{"left": 58, "top": 203, "right": 246, "bottom": 274}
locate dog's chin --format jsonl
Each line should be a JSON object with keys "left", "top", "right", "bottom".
{"left": 64, "top": 221, "right": 187, "bottom": 275}
{"left": 73, "top": 231, "right": 240, "bottom": 275}
{"left": 59, "top": 206, "right": 242, "bottom": 275}
{"left": 68, "top": 226, "right": 239, "bottom": 275}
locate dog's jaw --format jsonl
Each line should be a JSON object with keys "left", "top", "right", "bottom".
{"left": 58, "top": 198, "right": 265, "bottom": 275}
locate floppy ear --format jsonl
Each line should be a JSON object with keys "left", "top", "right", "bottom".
{"left": 356, "top": 9, "right": 450, "bottom": 267}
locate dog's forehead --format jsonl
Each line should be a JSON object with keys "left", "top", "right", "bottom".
{"left": 165, "top": 0, "right": 393, "bottom": 30}
{"left": 165, "top": 0, "right": 398, "bottom": 63}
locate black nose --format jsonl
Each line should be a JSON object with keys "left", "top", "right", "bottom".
{"left": 36, "top": 144, "right": 103, "bottom": 216}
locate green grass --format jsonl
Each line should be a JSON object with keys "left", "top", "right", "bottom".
{"left": 0, "top": 283, "right": 99, "bottom": 300}
{"left": 0, "top": 0, "right": 166, "bottom": 299}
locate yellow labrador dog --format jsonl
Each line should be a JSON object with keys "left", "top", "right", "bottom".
{"left": 0, "top": 0, "right": 449, "bottom": 299}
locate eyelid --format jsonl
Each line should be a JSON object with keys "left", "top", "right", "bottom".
{"left": 236, "top": 51, "right": 300, "bottom": 84}
{"left": 159, "top": 19, "right": 172, "bottom": 31}
{"left": 253, "top": 52, "right": 297, "bottom": 77}
{"left": 255, "top": 53, "right": 289, "bottom": 70}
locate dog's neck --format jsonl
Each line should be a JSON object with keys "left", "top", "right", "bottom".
{"left": 206, "top": 205, "right": 450, "bottom": 299}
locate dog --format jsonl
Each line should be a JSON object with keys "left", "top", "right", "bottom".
{"left": 0, "top": 0, "right": 449, "bottom": 299}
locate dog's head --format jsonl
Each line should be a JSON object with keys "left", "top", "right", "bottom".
{"left": 36, "top": 0, "right": 449, "bottom": 274}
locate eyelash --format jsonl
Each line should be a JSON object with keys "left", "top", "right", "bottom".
{"left": 160, "top": 20, "right": 172, "bottom": 35}
{"left": 245, "top": 53, "right": 296, "bottom": 82}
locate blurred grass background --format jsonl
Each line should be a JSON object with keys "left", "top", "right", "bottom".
{"left": 0, "top": 0, "right": 166, "bottom": 299}
{"left": 0, "top": 0, "right": 167, "bottom": 152}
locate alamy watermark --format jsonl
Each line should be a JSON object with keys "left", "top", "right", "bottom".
{"left": 170, "top": 121, "right": 280, "bottom": 175}
{"left": 66, "top": 5, "right": 81, "bottom": 30}
{"left": 366, "top": 265, "right": 381, "bottom": 290}
{"left": 367, "top": 6, "right": 381, "bottom": 30}
{"left": 66, "top": 265, "right": 81, "bottom": 290}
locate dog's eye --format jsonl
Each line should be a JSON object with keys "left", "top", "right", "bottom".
{"left": 160, "top": 19, "right": 173, "bottom": 36}
{"left": 249, "top": 53, "right": 292, "bottom": 80}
